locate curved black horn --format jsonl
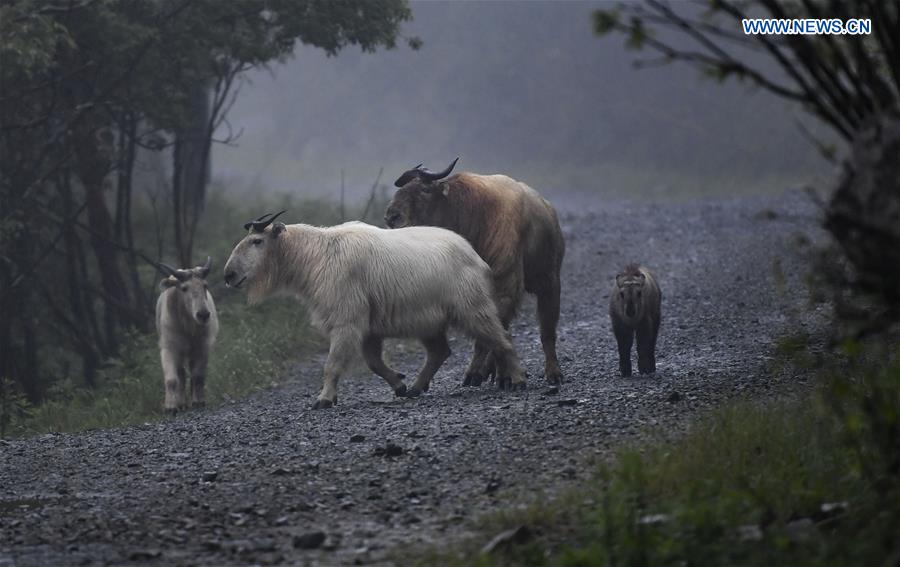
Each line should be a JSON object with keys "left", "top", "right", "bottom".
{"left": 393, "top": 157, "right": 460, "bottom": 187}
{"left": 199, "top": 256, "right": 212, "bottom": 278}
{"left": 157, "top": 262, "right": 190, "bottom": 281}
{"left": 244, "top": 210, "right": 288, "bottom": 232}
{"left": 243, "top": 212, "right": 273, "bottom": 231}
{"left": 420, "top": 157, "right": 459, "bottom": 182}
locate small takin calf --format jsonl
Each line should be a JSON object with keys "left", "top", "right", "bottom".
{"left": 223, "top": 211, "right": 525, "bottom": 409}
{"left": 156, "top": 257, "right": 219, "bottom": 411}
{"left": 609, "top": 264, "right": 661, "bottom": 377}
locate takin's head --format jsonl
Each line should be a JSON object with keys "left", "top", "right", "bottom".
{"left": 615, "top": 265, "right": 647, "bottom": 319}
{"left": 384, "top": 157, "right": 459, "bottom": 229}
{"left": 223, "top": 210, "right": 288, "bottom": 292}
{"left": 158, "top": 257, "right": 214, "bottom": 325}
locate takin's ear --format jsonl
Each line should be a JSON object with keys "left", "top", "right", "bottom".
{"left": 441, "top": 181, "right": 451, "bottom": 197}
{"left": 159, "top": 276, "right": 179, "bottom": 290}
{"left": 615, "top": 274, "right": 627, "bottom": 288}
{"left": 271, "top": 222, "right": 286, "bottom": 237}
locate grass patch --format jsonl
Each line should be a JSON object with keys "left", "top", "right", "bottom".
{"left": 423, "top": 350, "right": 900, "bottom": 566}
{"left": 9, "top": 297, "right": 322, "bottom": 436}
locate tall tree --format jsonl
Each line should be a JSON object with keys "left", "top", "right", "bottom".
{"left": 0, "top": 0, "right": 417, "bottom": 400}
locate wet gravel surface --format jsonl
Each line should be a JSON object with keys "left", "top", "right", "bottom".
{"left": 0, "top": 192, "right": 824, "bottom": 566}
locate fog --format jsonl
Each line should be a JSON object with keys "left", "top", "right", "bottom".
{"left": 213, "top": 1, "right": 827, "bottom": 204}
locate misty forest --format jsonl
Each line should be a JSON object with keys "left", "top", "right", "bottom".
{"left": 1, "top": 1, "right": 899, "bottom": 565}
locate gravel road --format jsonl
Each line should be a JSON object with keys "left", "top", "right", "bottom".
{"left": 0, "top": 191, "right": 823, "bottom": 566}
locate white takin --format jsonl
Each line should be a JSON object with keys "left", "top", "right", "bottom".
{"left": 155, "top": 257, "right": 219, "bottom": 412}
{"left": 223, "top": 211, "right": 525, "bottom": 409}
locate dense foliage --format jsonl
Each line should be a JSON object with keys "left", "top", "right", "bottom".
{"left": 0, "top": 0, "right": 413, "bottom": 404}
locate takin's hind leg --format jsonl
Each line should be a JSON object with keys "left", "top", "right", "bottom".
{"left": 406, "top": 335, "right": 451, "bottom": 398}
{"left": 466, "top": 291, "right": 519, "bottom": 386}
{"left": 462, "top": 312, "right": 525, "bottom": 391}
{"left": 535, "top": 278, "right": 564, "bottom": 385}
{"left": 362, "top": 335, "right": 407, "bottom": 397}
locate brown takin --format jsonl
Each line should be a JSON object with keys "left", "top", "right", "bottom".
{"left": 608, "top": 264, "right": 661, "bottom": 377}
{"left": 155, "top": 257, "right": 219, "bottom": 412}
{"left": 385, "top": 158, "right": 565, "bottom": 386}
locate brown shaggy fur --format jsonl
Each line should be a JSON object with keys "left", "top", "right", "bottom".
{"left": 386, "top": 171, "right": 566, "bottom": 384}
{"left": 609, "top": 264, "right": 661, "bottom": 377}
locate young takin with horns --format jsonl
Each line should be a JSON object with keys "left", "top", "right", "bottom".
{"left": 385, "top": 158, "right": 566, "bottom": 386}
{"left": 223, "top": 211, "right": 526, "bottom": 409}
{"left": 156, "top": 257, "right": 219, "bottom": 412}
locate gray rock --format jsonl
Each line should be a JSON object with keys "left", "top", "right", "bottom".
{"left": 293, "top": 531, "right": 327, "bottom": 550}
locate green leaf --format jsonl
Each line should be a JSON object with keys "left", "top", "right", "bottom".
{"left": 593, "top": 9, "right": 619, "bottom": 36}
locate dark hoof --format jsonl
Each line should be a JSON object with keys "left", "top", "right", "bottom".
{"left": 164, "top": 407, "right": 179, "bottom": 416}
{"left": 404, "top": 386, "right": 423, "bottom": 398}
{"left": 312, "top": 398, "right": 335, "bottom": 410}
{"left": 191, "top": 401, "right": 206, "bottom": 410}
{"left": 463, "top": 372, "right": 485, "bottom": 387}
{"left": 394, "top": 383, "right": 407, "bottom": 397}
{"left": 545, "top": 370, "right": 564, "bottom": 385}
{"left": 422, "top": 382, "right": 430, "bottom": 392}
{"left": 497, "top": 377, "right": 526, "bottom": 391}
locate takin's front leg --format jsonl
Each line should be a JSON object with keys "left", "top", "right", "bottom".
{"left": 612, "top": 319, "right": 634, "bottom": 377}
{"left": 314, "top": 328, "right": 360, "bottom": 409}
{"left": 406, "top": 335, "right": 451, "bottom": 398}
{"left": 160, "top": 348, "right": 185, "bottom": 413}
{"left": 636, "top": 319, "right": 657, "bottom": 375}
{"left": 361, "top": 335, "right": 407, "bottom": 397}
{"left": 463, "top": 342, "right": 490, "bottom": 387}
{"left": 189, "top": 350, "right": 209, "bottom": 408}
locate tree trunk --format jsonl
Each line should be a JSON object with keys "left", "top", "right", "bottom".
{"left": 172, "top": 133, "right": 186, "bottom": 266}
{"left": 74, "top": 120, "right": 132, "bottom": 353}
{"left": 60, "top": 170, "right": 100, "bottom": 387}
{"left": 173, "top": 84, "right": 211, "bottom": 268}
{"left": 117, "top": 113, "right": 149, "bottom": 331}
